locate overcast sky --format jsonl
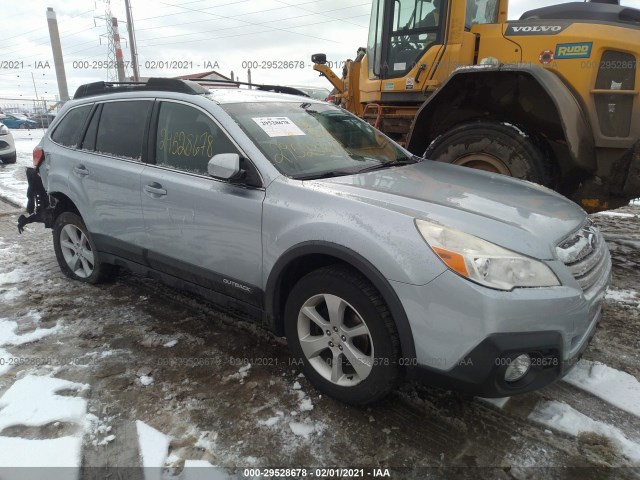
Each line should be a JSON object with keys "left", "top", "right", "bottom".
{"left": 1, "top": 0, "right": 640, "bottom": 102}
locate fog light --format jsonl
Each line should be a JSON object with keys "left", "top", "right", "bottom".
{"left": 504, "top": 354, "right": 531, "bottom": 382}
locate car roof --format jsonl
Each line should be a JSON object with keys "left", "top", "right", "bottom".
{"left": 205, "top": 88, "right": 325, "bottom": 105}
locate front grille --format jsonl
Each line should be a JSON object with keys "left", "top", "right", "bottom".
{"left": 557, "top": 219, "right": 610, "bottom": 291}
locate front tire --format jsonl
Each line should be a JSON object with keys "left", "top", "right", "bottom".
{"left": 425, "top": 121, "right": 553, "bottom": 186}
{"left": 284, "top": 265, "right": 401, "bottom": 405}
{"left": 53, "top": 212, "right": 117, "bottom": 284}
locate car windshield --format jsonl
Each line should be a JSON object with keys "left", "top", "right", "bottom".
{"left": 221, "top": 101, "right": 410, "bottom": 179}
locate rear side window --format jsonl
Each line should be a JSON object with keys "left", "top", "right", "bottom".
{"left": 155, "top": 101, "right": 240, "bottom": 175}
{"left": 51, "top": 105, "right": 92, "bottom": 148}
{"left": 95, "top": 101, "right": 151, "bottom": 160}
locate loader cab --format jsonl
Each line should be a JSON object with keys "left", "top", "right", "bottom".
{"left": 367, "top": 0, "right": 503, "bottom": 80}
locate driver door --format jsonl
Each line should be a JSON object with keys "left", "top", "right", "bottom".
{"left": 140, "top": 100, "right": 265, "bottom": 305}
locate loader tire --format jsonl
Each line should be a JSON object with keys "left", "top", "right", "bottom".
{"left": 424, "top": 122, "right": 553, "bottom": 187}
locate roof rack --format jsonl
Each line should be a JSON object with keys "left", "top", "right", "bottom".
{"left": 190, "top": 78, "right": 311, "bottom": 98}
{"left": 73, "top": 77, "right": 209, "bottom": 99}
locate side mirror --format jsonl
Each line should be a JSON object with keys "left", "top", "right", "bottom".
{"left": 208, "top": 153, "right": 243, "bottom": 181}
{"left": 311, "top": 53, "right": 327, "bottom": 65}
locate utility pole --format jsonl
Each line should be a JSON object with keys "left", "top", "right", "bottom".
{"left": 124, "top": 0, "right": 140, "bottom": 81}
{"left": 46, "top": 7, "right": 70, "bottom": 101}
{"left": 111, "top": 17, "right": 126, "bottom": 82}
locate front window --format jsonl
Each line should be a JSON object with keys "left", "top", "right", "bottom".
{"left": 385, "top": 0, "right": 442, "bottom": 78}
{"left": 465, "top": 0, "right": 500, "bottom": 28}
{"left": 221, "top": 101, "right": 410, "bottom": 179}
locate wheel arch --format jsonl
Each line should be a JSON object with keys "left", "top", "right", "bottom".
{"left": 265, "top": 241, "right": 417, "bottom": 362}
{"left": 407, "top": 65, "right": 596, "bottom": 176}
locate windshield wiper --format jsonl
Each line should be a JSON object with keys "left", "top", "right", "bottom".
{"left": 354, "top": 156, "right": 421, "bottom": 174}
{"left": 293, "top": 170, "right": 356, "bottom": 181}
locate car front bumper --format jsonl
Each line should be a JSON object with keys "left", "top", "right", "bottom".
{"left": 392, "top": 257, "right": 610, "bottom": 397}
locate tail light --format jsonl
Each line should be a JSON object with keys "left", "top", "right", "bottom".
{"left": 33, "top": 146, "right": 45, "bottom": 168}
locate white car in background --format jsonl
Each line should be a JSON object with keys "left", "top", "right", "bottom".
{"left": 0, "top": 122, "right": 17, "bottom": 164}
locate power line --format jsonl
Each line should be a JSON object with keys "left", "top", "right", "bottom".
{"left": 142, "top": 9, "right": 369, "bottom": 47}
{"left": 152, "top": 0, "right": 340, "bottom": 43}
{"left": 136, "top": 0, "right": 253, "bottom": 22}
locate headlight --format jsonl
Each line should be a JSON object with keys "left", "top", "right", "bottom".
{"left": 416, "top": 219, "right": 560, "bottom": 291}
{"left": 0, "top": 124, "right": 8, "bottom": 135}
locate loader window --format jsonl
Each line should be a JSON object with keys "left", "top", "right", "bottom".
{"left": 384, "top": 0, "right": 442, "bottom": 78}
{"left": 367, "top": 0, "right": 385, "bottom": 78}
{"left": 465, "top": 0, "right": 499, "bottom": 28}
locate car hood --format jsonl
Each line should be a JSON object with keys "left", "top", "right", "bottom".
{"left": 312, "top": 161, "right": 587, "bottom": 259}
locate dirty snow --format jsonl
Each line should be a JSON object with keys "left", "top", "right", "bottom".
{"left": 529, "top": 400, "right": 640, "bottom": 463}
{"left": 605, "top": 288, "right": 639, "bottom": 306}
{"left": 0, "top": 268, "right": 29, "bottom": 286}
{"left": 140, "top": 375, "right": 155, "bottom": 386}
{"left": 163, "top": 339, "right": 179, "bottom": 347}
{"left": 595, "top": 211, "right": 638, "bottom": 218}
{"left": 564, "top": 360, "right": 640, "bottom": 417}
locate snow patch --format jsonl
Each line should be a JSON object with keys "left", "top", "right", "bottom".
{"left": 477, "top": 396, "right": 510, "bottom": 409}
{"left": 0, "top": 436, "right": 83, "bottom": 470}
{"left": 299, "top": 397, "right": 314, "bottom": 412}
{"left": 223, "top": 364, "right": 251, "bottom": 384}
{"left": 564, "top": 360, "right": 640, "bottom": 418}
{"left": 0, "top": 269, "right": 28, "bottom": 286}
{"left": 163, "top": 339, "right": 178, "bottom": 348}
{"left": 182, "top": 460, "right": 231, "bottom": 480}
{"left": 140, "top": 375, "right": 154, "bottom": 386}
{"left": 605, "top": 289, "right": 639, "bottom": 306}
{"left": 0, "top": 375, "right": 89, "bottom": 431}
{"left": 0, "top": 348, "right": 12, "bottom": 376}
{"left": 86, "top": 413, "right": 116, "bottom": 447}
{"left": 136, "top": 420, "right": 171, "bottom": 480}
{"left": 0, "top": 318, "right": 61, "bottom": 346}
{"left": 289, "top": 422, "right": 316, "bottom": 438}
{"left": 595, "top": 211, "right": 637, "bottom": 218}
{"left": 529, "top": 400, "right": 640, "bottom": 463}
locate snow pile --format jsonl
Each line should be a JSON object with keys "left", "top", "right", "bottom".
{"left": 163, "top": 339, "right": 178, "bottom": 348}
{"left": 140, "top": 375, "right": 155, "bottom": 386}
{"left": 0, "top": 375, "right": 90, "bottom": 470}
{"left": 564, "top": 360, "right": 640, "bottom": 417}
{"left": 529, "top": 400, "right": 640, "bottom": 463}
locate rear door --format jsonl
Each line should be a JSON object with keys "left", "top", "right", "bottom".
{"left": 140, "top": 100, "right": 265, "bottom": 306}
{"left": 67, "top": 99, "right": 152, "bottom": 261}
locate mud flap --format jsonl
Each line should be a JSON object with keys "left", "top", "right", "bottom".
{"left": 17, "top": 167, "right": 51, "bottom": 234}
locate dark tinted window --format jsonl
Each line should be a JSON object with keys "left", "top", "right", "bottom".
{"left": 96, "top": 101, "right": 151, "bottom": 160}
{"left": 81, "top": 105, "right": 101, "bottom": 151}
{"left": 155, "top": 102, "right": 240, "bottom": 175}
{"left": 51, "top": 105, "right": 92, "bottom": 148}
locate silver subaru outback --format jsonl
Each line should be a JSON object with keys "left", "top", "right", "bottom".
{"left": 19, "top": 78, "right": 611, "bottom": 405}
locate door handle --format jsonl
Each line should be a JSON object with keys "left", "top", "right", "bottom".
{"left": 143, "top": 182, "right": 167, "bottom": 197}
{"left": 73, "top": 165, "right": 89, "bottom": 177}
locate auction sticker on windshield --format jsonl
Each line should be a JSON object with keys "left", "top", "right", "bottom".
{"left": 252, "top": 117, "right": 306, "bottom": 137}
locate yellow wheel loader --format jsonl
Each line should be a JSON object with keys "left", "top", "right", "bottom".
{"left": 312, "top": 0, "right": 640, "bottom": 211}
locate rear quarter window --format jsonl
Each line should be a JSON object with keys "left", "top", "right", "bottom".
{"left": 50, "top": 105, "right": 92, "bottom": 148}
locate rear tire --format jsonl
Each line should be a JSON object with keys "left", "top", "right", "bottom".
{"left": 284, "top": 265, "right": 401, "bottom": 405}
{"left": 52, "top": 212, "right": 118, "bottom": 284}
{"left": 425, "top": 122, "right": 553, "bottom": 186}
